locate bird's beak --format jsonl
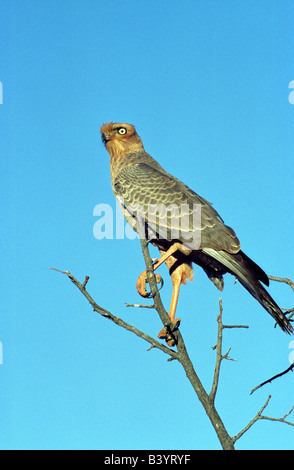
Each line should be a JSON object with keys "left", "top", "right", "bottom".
{"left": 101, "top": 132, "right": 110, "bottom": 145}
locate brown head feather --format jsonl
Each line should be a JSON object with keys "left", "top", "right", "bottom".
{"left": 100, "top": 122, "right": 144, "bottom": 158}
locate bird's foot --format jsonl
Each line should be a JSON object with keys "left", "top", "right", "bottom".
{"left": 158, "top": 318, "right": 181, "bottom": 347}
{"left": 136, "top": 272, "right": 163, "bottom": 298}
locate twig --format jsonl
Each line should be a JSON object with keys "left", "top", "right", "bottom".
{"left": 222, "top": 347, "right": 237, "bottom": 362}
{"left": 209, "top": 299, "right": 248, "bottom": 403}
{"left": 284, "top": 308, "right": 294, "bottom": 321}
{"left": 232, "top": 396, "right": 294, "bottom": 442}
{"left": 250, "top": 363, "right": 294, "bottom": 395}
{"left": 82, "top": 276, "right": 90, "bottom": 289}
{"left": 232, "top": 396, "right": 272, "bottom": 443}
{"left": 49, "top": 267, "right": 178, "bottom": 361}
{"left": 222, "top": 324, "right": 249, "bottom": 329}
{"left": 233, "top": 394, "right": 294, "bottom": 443}
{"left": 248, "top": 274, "right": 294, "bottom": 393}
{"left": 261, "top": 405, "right": 294, "bottom": 427}
{"left": 268, "top": 275, "right": 294, "bottom": 292}
{"left": 209, "top": 299, "right": 224, "bottom": 402}
{"left": 51, "top": 260, "right": 294, "bottom": 450}
{"left": 281, "top": 308, "right": 294, "bottom": 314}
{"left": 267, "top": 275, "right": 294, "bottom": 327}
{"left": 125, "top": 303, "right": 155, "bottom": 309}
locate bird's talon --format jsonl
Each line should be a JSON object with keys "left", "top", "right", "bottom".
{"left": 136, "top": 273, "right": 150, "bottom": 298}
{"left": 137, "top": 272, "right": 164, "bottom": 298}
{"left": 157, "top": 329, "right": 176, "bottom": 347}
{"left": 157, "top": 318, "right": 181, "bottom": 346}
{"left": 158, "top": 327, "right": 168, "bottom": 340}
{"left": 172, "top": 318, "right": 181, "bottom": 329}
{"left": 166, "top": 336, "right": 176, "bottom": 347}
{"left": 155, "top": 274, "right": 164, "bottom": 291}
{"left": 145, "top": 290, "right": 154, "bottom": 299}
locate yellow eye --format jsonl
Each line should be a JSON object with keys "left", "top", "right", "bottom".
{"left": 117, "top": 127, "right": 127, "bottom": 135}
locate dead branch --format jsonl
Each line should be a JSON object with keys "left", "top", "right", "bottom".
{"left": 232, "top": 395, "right": 272, "bottom": 443}
{"left": 232, "top": 396, "right": 294, "bottom": 444}
{"left": 268, "top": 275, "right": 294, "bottom": 292}
{"left": 51, "top": 249, "right": 294, "bottom": 450}
{"left": 282, "top": 308, "right": 294, "bottom": 322}
{"left": 250, "top": 363, "right": 294, "bottom": 394}
{"left": 260, "top": 405, "right": 294, "bottom": 427}
{"left": 125, "top": 303, "right": 155, "bottom": 309}
{"left": 137, "top": 240, "right": 235, "bottom": 449}
{"left": 247, "top": 274, "right": 294, "bottom": 393}
{"left": 49, "top": 267, "right": 178, "bottom": 361}
{"left": 209, "top": 299, "right": 248, "bottom": 403}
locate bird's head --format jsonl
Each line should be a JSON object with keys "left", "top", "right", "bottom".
{"left": 100, "top": 122, "right": 144, "bottom": 158}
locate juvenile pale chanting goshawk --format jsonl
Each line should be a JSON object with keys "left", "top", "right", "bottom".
{"left": 100, "top": 122, "right": 293, "bottom": 345}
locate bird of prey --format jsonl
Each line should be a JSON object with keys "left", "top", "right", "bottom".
{"left": 100, "top": 121, "right": 293, "bottom": 345}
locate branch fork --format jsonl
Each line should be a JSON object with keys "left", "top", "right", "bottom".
{"left": 50, "top": 246, "right": 294, "bottom": 449}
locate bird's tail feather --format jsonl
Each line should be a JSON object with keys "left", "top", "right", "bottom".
{"left": 237, "top": 277, "right": 293, "bottom": 334}
{"left": 202, "top": 248, "right": 293, "bottom": 334}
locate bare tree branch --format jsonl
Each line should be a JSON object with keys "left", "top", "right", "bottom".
{"left": 232, "top": 396, "right": 294, "bottom": 444}
{"left": 246, "top": 274, "right": 294, "bottom": 393}
{"left": 250, "top": 363, "right": 294, "bottom": 394}
{"left": 49, "top": 267, "right": 178, "bottom": 361}
{"left": 137, "top": 240, "right": 235, "bottom": 449}
{"left": 268, "top": 275, "right": 294, "bottom": 292}
{"left": 209, "top": 299, "right": 248, "bottom": 403}
{"left": 282, "top": 308, "right": 294, "bottom": 319}
{"left": 51, "top": 250, "right": 294, "bottom": 450}
{"left": 232, "top": 395, "right": 272, "bottom": 443}
{"left": 210, "top": 299, "right": 225, "bottom": 403}
{"left": 261, "top": 405, "right": 294, "bottom": 427}
{"left": 125, "top": 303, "right": 155, "bottom": 309}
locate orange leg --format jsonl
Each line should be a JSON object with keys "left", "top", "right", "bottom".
{"left": 169, "top": 277, "right": 181, "bottom": 322}
{"left": 158, "top": 272, "right": 182, "bottom": 347}
{"left": 136, "top": 242, "right": 190, "bottom": 347}
{"left": 136, "top": 242, "right": 189, "bottom": 297}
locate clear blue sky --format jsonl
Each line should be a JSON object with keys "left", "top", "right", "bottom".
{"left": 1, "top": 0, "right": 294, "bottom": 450}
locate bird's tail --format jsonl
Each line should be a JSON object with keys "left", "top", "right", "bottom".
{"left": 238, "top": 276, "right": 293, "bottom": 334}
{"left": 203, "top": 248, "right": 293, "bottom": 334}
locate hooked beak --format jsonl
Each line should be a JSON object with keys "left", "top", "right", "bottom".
{"left": 101, "top": 132, "right": 110, "bottom": 145}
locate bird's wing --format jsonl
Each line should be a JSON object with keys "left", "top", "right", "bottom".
{"left": 113, "top": 162, "right": 240, "bottom": 253}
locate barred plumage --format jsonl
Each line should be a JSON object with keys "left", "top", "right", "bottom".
{"left": 100, "top": 122, "right": 293, "bottom": 342}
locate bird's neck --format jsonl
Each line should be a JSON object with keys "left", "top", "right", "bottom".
{"left": 107, "top": 136, "right": 143, "bottom": 159}
{"left": 109, "top": 143, "right": 144, "bottom": 182}
{"left": 109, "top": 152, "right": 135, "bottom": 184}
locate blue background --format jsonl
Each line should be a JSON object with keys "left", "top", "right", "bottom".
{"left": 1, "top": 0, "right": 294, "bottom": 450}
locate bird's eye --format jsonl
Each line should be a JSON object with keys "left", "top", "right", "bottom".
{"left": 117, "top": 127, "right": 127, "bottom": 135}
